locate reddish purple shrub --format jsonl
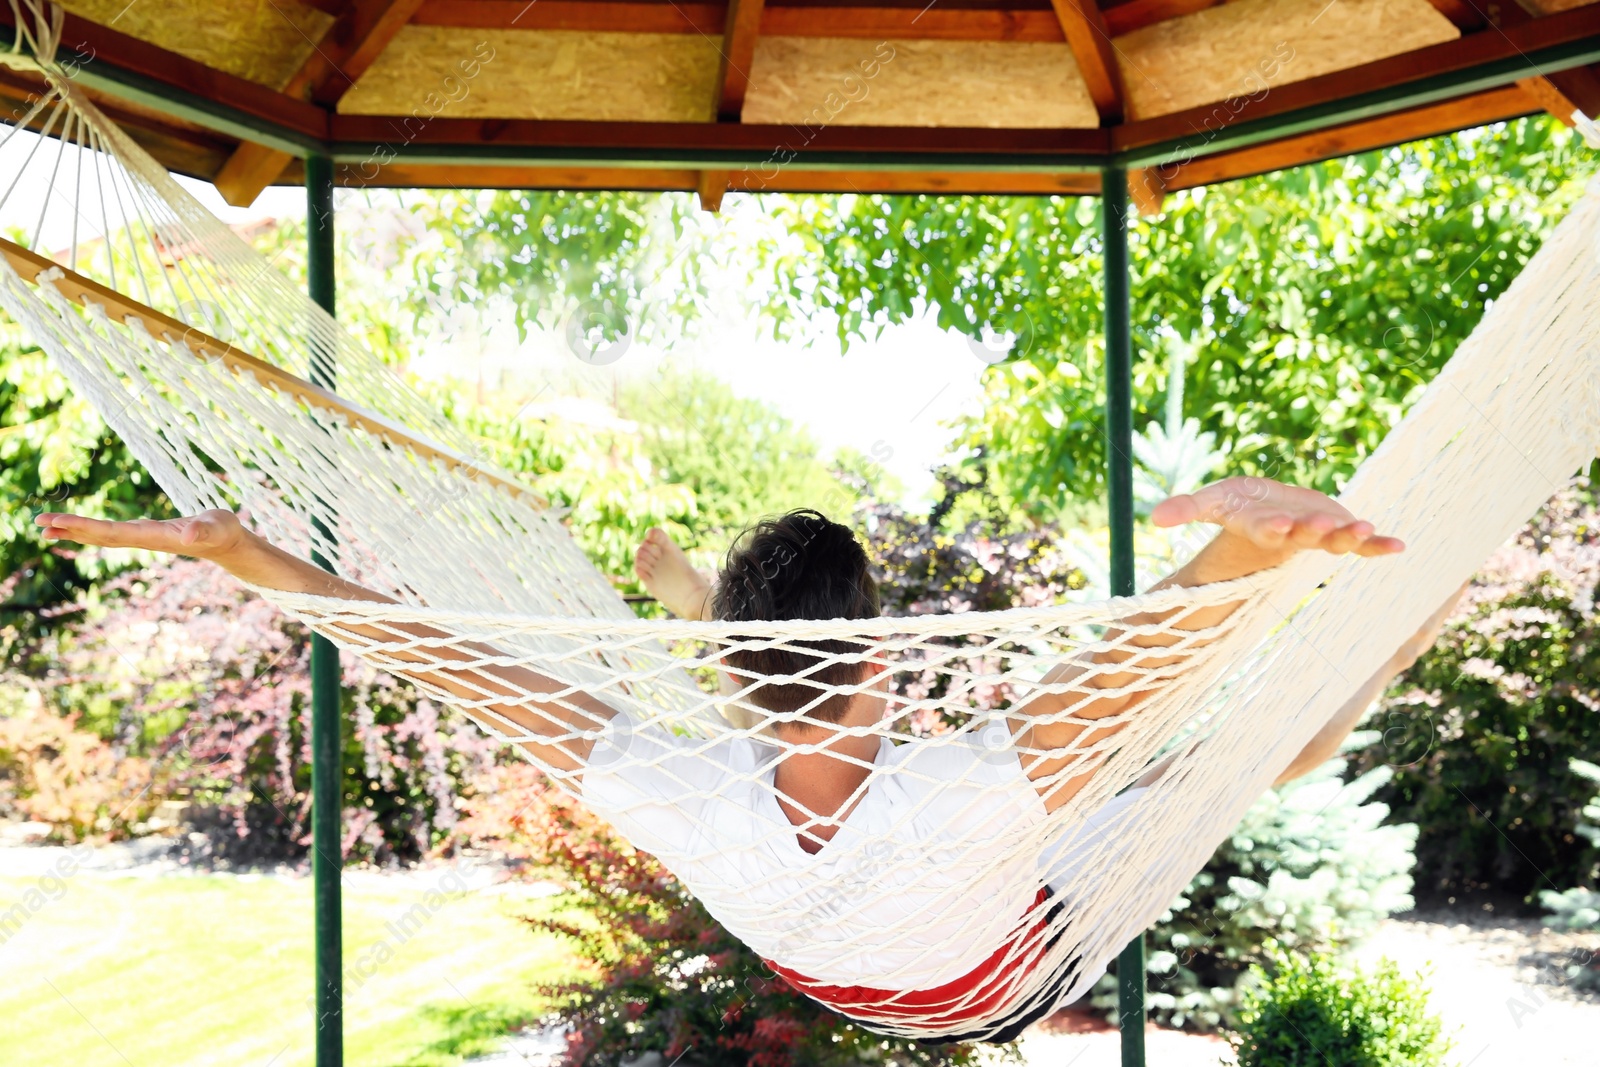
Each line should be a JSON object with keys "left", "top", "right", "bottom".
{"left": 5, "top": 558, "right": 498, "bottom": 864}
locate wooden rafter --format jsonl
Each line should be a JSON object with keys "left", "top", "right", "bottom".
{"left": 1421, "top": 0, "right": 1488, "bottom": 31}
{"left": 283, "top": 160, "right": 1105, "bottom": 196}
{"left": 716, "top": 0, "right": 768, "bottom": 122}
{"left": 1517, "top": 65, "right": 1600, "bottom": 124}
{"left": 1161, "top": 84, "right": 1537, "bottom": 190}
{"left": 1099, "top": 0, "right": 1220, "bottom": 35}
{"left": 213, "top": 0, "right": 426, "bottom": 207}
{"left": 697, "top": 0, "right": 771, "bottom": 210}
{"left": 408, "top": 0, "right": 1230, "bottom": 40}
{"left": 1049, "top": 0, "right": 1124, "bottom": 124}
{"left": 697, "top": 169, "right": 730, "bottom": 211}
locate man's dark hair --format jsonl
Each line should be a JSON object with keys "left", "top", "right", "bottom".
{"left": 711, "top": 509, "right": 880, "bottom": 726}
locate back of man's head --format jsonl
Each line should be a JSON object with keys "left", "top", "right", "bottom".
{"left": 712, "top": 509, "right": 880, "bottom": 726}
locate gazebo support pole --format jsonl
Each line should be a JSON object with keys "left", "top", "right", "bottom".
{"left": 305, "top": 152, "right": 344, "bottom": 1067}
{"left": 1102, "top": 165, "right": 1146, "bottom": 1067}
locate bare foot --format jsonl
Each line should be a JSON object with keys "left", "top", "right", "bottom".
{"left": 634, "top": 528, "right": 713, "bottom": 620}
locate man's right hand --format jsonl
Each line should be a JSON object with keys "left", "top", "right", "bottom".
{"left": 37, "top": 509, "right": 250, "bottom": 563}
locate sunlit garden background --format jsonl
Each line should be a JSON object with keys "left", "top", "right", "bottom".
{"left": 3, "top": 116, "right": 1600, "bottom": 1065}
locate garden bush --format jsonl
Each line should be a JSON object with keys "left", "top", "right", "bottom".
{"left": 1089, "top": 752, "right": 1417, "bottom": 1030}
{"left": 1538, "top": 758, "right": 1600, "bottom": 991}
{"left": 0, "top": 690, "right": 156, "bottom": 841}
{"left": 1351, "top": 484, "right": 1600, "bottom": 901}
{"left": 457, "top": 762, "right": 994, "bottom": 1067}
{"left": 1, "top": 558, "right": 498, "bottom": 864}
{"left": 1229, "top": 949, "right": 1449, "bottom": 1067}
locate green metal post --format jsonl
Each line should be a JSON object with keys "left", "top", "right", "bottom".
{"left": 305, "top": 152, "right": 343, "bottom": 1067}
{"left": 1103, "top": 166, "right": 1145, "bottom": 1067}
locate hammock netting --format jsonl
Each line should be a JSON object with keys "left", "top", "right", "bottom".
{"left": 3, "top": 10, "right": 1599, "bottom": 1040}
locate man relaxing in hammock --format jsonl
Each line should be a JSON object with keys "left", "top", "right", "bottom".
{"left": 36, "top": 476, "right": 1456, "bottom": 1041}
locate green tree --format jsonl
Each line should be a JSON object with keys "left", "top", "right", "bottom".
{"left": 754, "top": 119, "right": 1589, "bottom": 519}
{"left": 415, "top": 119, "right": 1589, "bottom": 525}
{"left": 618, "top": 367, "right": 850, "bottom": 548}
{"left": 0, "top": 329, "right": 169, "bottom": 632}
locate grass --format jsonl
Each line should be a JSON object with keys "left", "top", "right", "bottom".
{"left": 0, "top": 863, "right": 579, "bottom": 1066}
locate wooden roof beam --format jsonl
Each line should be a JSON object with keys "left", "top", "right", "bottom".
{"left": 410, "top": 0, "right": 1224, "bottom": 41}
{"left": 1115, "top": 3, "right": 1600, "bottom": 159}
{"left": 1160, "top": 84, "right": 1537, "bottom": 190}
{"left": 284, "top": 160, "right": 1104, "bottom": 196}
{"left": 214, "top": 0, "right": 426, "bottom": 207}
{"left": 699, "top": 0, "right": 769, "bottom": 210}
{"left": 1050, "top": 0, "right": 1125, "bottom": 125}
{"left": 716, "top": 0, "right": 767, "bottom": 122}
{"left": 697, "top": 169, "right": 731, "bottom": 212}
{"left": 1517, "top": 65, "right": 1600, "bottom": 123}
{"left": 1421, "top": 0, "right": 1488, "bottom": 32}
{"left": 0, "top": 5, "right": 328, "bottom": 152}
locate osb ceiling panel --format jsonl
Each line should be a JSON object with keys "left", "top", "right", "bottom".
{"left": 337, "top": 27, "right": 721, "bottom": 122}
{"left": 1115, "top": 0, "right": 1460, "bottom": 120}
{"left": 742, "top": 38, "right": 1101, "bottom": 128}
{"left": 60, "top": 0, "right": 331, "bottom": 90}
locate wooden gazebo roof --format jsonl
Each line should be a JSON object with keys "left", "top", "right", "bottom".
{"left": 3, "top": 0, "right": 1598, "bottom": 210}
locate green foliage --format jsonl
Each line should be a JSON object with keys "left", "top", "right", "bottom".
{"left": 336, "top": 188, "right": 705, "bottom": 346}
{"left": 1538, "top": 761, "right": 1600, "bottom": 991}
{"left": 1541, "top": 885, "right": 1600, "bottom": 932}
{"left": 0, "top": 330, "right": 169, "bottom": 627}
{"left": 1351, "top": 485, "right": 1600, "bottom": 899}
{"left": 418, "top": 380, "right": 699, "bottom": 593}
{"left": 2, "top": 559, "right": 500, "bottom": 863}
{"left": 618, "top": 367, "right": 849, "bottom": 548}
{"left": 1230, "top": 950, "right": 1450, "bottom": 1067}
{"left": 754, "top": 119, "right": 1590, "bottom": 519}
{"left": 1092, "top": 755, "right": 1417, "bottom": 1030}
{"left": 0, "top": 689, "right": 157, "bottom": 841}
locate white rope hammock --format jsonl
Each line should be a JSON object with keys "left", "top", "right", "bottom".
{"left": 3, "top": 9, "right": 1598, "bottom": 1039}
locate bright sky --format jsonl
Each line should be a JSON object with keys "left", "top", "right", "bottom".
{"left": 2, "top": 124, "right": 987, "bottom": 504}
{"left": 177, "top": 179, "right": 989, "bottom": 504}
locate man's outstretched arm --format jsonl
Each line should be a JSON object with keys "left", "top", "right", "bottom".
{"left": 1268, "top": 583, "right": 1463, "bottom": 786}
{"left": 36, "top": 509, "right": 615, "bottom": 774}
{"left": 1016, "top": 477, "right": 1406, "bottom": 811}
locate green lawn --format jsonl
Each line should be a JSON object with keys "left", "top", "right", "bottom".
{"left": 0, "top": 866, "right": 579, "bottom": 1066}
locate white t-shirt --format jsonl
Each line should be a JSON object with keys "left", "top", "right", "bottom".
{"left": 581, "top": 714, "right": 1073, "bottom": 991}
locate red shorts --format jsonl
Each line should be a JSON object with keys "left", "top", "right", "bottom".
{"left": 764, "top": 887, "right": 1070, "bottom": 1039}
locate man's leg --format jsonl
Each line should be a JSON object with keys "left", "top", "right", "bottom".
{"left": 634, "top": 528, "right": 714, "bottom": 620}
